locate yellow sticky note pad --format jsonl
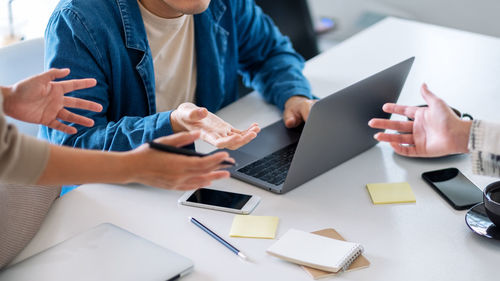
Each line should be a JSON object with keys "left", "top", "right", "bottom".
{"left": 366, "top": 182, "right": 416, "bottom": 204}
{"left": 229, "top": 215, "right": 279, "bottom": 239}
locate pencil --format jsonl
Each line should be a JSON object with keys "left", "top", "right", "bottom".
{"left": 189, "top": 217, "right": 248, "bottom": 260}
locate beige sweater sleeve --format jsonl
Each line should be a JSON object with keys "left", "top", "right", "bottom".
{"left": 0, "top": 90, "right": 50, "bottom": 184}
{"left": 0, "top": 92, "right": 50, "bottom": 184}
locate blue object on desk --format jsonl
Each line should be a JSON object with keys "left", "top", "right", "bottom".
{"left": 189, "top": 217, "right": 248, "bottom": 260}
{"left": 60, "top": 185, "right": 78, "bottom": 196}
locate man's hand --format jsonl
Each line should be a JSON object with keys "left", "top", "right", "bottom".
{"left": 368, "top": 84, "right": 472, "bottom": 157}
{"left": 2, "top": 68, "right": 102, "bottom": 134}
{"left": 170, "top": 103, "right": 260, "bottom": 150}
{"left": 283, "top": 96, "right": 317, "bottom": 128}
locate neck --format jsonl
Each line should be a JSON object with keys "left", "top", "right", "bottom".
{"left": 139, "top": 0, "right": 183, "bottom": 19}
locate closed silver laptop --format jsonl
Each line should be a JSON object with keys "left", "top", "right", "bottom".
{"left": 0, "top": 223, "right": 193, "bottom": 281}
{"left": 225, "top": 57, "right": 414, "bottom": 194}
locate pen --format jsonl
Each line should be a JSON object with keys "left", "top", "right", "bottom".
{"left": 148, "top": 141, "right": 235, "bottom": 166}
{"left": 189, "top": 217, "right": 248, "bottom": 260}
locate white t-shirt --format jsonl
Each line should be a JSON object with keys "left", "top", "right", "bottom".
{"left": 138, "top": 1, "right": 197, "bottom": 112}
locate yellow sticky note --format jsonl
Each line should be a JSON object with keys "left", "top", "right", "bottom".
{"left": 229, "top": 215, "right": 279, "bottom": 239}
{"left": 366, "top": 182, "right": 416, "bottom": 204}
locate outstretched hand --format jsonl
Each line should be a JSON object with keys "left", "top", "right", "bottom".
{"left": 130, "top": 131, "right": 232, "bottom": 190}
{"left": 368, "top": 84, "right": 472, "bottom": 157}
{"left": 2, "top": 68, "right": 102, "bottom": 134}
{"left": 170, "top": 103, "right": 260, "bottom": 150}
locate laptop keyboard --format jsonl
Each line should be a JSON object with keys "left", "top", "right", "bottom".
{"left": 237, "top": 142, "right": 298, "bottom": 186}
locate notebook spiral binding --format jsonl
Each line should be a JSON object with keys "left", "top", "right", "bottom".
{"left": 341, "top": 245, "right": 364, "bottom": 271}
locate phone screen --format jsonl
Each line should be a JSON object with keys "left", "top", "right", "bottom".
{"left": 186, "top": 188, "right": 252, "bottom": 210}
{"left": 422, "top": 168, "right": 482, "bottom": 210}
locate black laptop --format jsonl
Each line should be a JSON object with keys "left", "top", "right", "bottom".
{"left": 224, "top": 57, "right": 414, "bottom": 194}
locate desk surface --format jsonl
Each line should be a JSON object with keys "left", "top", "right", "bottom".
{"left": 14, "top": 18, "right": 500, "bottom": 280}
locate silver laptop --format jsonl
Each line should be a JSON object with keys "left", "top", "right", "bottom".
{"left": 225, "top": 57, "right": 414, "bottom": 194}
{"left": 0, "top": 223, "right": 193, "bottom": 281}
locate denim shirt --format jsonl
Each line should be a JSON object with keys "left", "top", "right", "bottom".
{"left": 41, "top": 0, "right": 312, "bottom": 151}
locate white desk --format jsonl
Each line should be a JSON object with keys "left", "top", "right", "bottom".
{"left": 13, "top": 18, "right": 500, "bottom": 280}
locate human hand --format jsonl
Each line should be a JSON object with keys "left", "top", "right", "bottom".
{"left": 128, "top": 131, "right": 232, "bottom": 190}
{"left": 1, "top": 68, "right": 102, "bottom": 134}
{"left": 368, "top": 84, "right": 472, "bottom": 157}
{"left": 170, "top": 103, "right": 260, "bottom": 150}
{"left": 283, "top": 96, "right": 317, "bottom": 128}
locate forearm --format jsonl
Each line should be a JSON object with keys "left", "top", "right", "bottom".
{"left": 36, "top": 144, "right": 135, "bottom": 186}
{"left": 40, "top": 112, "right": 173, "bottom": 151}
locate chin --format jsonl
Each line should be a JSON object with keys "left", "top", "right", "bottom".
{"left": 168, "top": 0, "right": 211, "bottom": 14}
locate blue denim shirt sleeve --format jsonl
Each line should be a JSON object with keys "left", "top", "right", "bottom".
{"left": 234, "top": 0, "right": 313, "bottom": 110}
{"left": 42, "top": 9, "right": 173, "bottom": 151}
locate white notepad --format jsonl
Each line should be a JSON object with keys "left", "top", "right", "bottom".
{"left": 267, "top": 229, "right": 364, "bottom": 273}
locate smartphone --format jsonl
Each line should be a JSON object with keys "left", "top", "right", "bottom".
{"left": 178, "top": 188, "right": 261, "bottom": 214}
{"left": 421, "top": 168, "right": 482, "bottom": 210}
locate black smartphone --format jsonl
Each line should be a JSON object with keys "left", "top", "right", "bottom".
{"left": 178, "top": 188, "right": 261, "bottom": 214}
{"left": 422, "top": 168, "right": 482, "bottom": 210}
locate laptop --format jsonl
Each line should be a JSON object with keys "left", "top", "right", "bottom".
{"left": 225, "top": 57, "right": 414, "bottom": 194}
{"left": 0, "top": 223, "right": 193, "bottom": 281}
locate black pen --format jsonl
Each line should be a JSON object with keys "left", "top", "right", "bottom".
{"left": 148, "top": 141, "right": 235, "bottom": 166}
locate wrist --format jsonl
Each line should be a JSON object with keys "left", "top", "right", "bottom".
{"left": 454, "top": 120, "right": 473, "bottom": 154}
{"left": 0, "top": 86, "right": 12, "bottom": 111}
{"left": 285, "top": 95, "right": 308, "bottom": 108}
{"left": 170, "top": 109, "right": 185, "bottom": 133}
{"left": 119, "top": 151, "right": 142, "bottom": 184}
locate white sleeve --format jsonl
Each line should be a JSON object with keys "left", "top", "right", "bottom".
{"left": 468, "top": 120, "right": 500, "bottom": 177}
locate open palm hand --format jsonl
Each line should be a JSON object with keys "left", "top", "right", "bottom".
{"left": 368, "top": 84, "right": 471, "bottom": 157}
{"left": 3, "top": 68, "right": 102, "bottom": 134}
{"left": 171, "top": 103, "right": 260, "bottom": 150}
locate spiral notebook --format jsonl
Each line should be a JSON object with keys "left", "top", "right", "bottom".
{"left": 267, "top": 229, "right": 363, "bottom": 273}
{"left": 302, "top": 228, "right": 370, "bottom": 279}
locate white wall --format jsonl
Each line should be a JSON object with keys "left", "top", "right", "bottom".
{"left": 309, "top": 0, "right": 500, "bottom": 43}
{"left": 0, "top": 0, "right": 59, "bottom": 41}
{"left": 2, "top": 0, "right": 500, "bottom": 45}
{"left": 378, "top": 0, "right": 500, "bottom": 37}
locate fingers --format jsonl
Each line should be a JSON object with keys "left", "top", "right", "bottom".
{"left": 161, "top": 171, "right": 230, "bottom": 191}
{"left": 186, "top": 171, "right": 231, "bottom": 185}
{"left": 211, "top": 130, "right": 257, "bottom": 150}
{"left": 172, "top": 171, "right": 231, "bottom": 191}
{"left": 240, "top": 123, "right": 260, "bottom": 134}
{"left": 283, "top": 108, "right": 301, "bottom": 128}
{"left": 420, "top": 83, "right": 440, "bottom": 106}
{"left": 368, "top": 119, "right": 413, "bottom": 132}
{"left": 42, "top": 68, "right": 71, "bottom": 81}
{"left": 57, "top": 109, "right": 95, "bottom": 127}
{"left": 231, "top": 123, "right": 260, "bottom": 134}
{"left": 46, "top": 119, "right": 78, "bottom": 134}
{"left": 178, "top": 103, "right": 208, "bottom": 122}
{"left": 185, "top": 151, "right": 234, "bottom": 173}
{"left": 188, "top": 107, "right": 208, "bottom": 121}
{"left": 153, "top": 131, "right": 201, "bottom": 147}
{"left": 63, "top": 96, "right": 103, "bottom": 112}
{"left": 58, "top": 78, "right": 97, "bottom": 94}
{"left": 299, "top": 100, "right": 314, "bottom": 122}
{"left": 283, "top": 98, "right": 316, "bottom": 128}
{"left": 382, "top": 103, "right": 418, "bottom": 119}
{"left": 374, "top": 132, "right": 415, "bottom": 145}
{"left": 390, "top": 142, "right": 418, "bottom": 157}
{"left": 202, "top": 123, "right": 259, "bottom": 150}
